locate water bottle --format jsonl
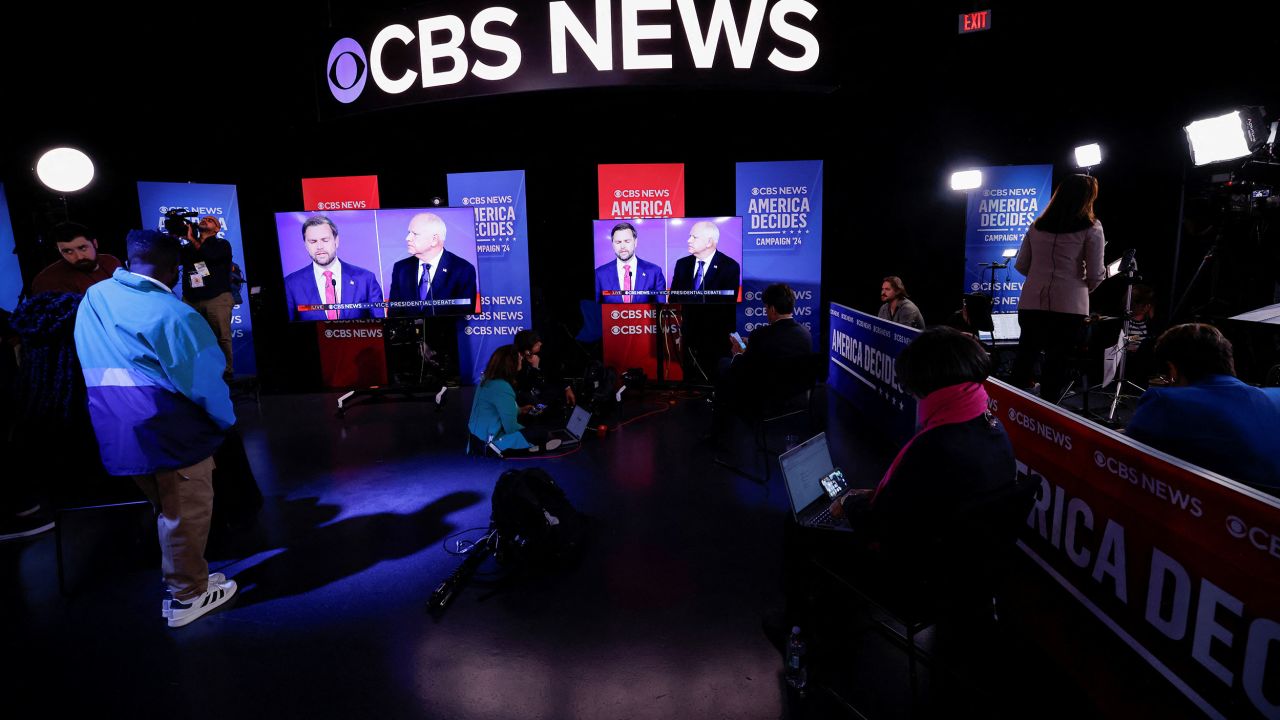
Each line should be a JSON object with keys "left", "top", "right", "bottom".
{"left": 784, "top": 434, "right": 800, "bottom": 451}
{"left": 785, "top": 626, "right": 808, "bottom": 694}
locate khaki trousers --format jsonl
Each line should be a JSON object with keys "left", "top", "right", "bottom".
{"left": 187, "top": 291, "right": 234, "bottom": 380}
{"left": 132, "top": 456, "right": 216, "bottom": 600}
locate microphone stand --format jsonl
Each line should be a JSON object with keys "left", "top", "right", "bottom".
{"left": 976, "top": 258, "right": 1012, "bottom": 345}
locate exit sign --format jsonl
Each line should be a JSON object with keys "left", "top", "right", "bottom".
{"left": 958, "top": 10, "right": 992, "bottom": 33}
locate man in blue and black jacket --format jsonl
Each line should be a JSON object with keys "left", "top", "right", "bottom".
{"left": 74, "top": 229, "right": 238, "bottom": 628}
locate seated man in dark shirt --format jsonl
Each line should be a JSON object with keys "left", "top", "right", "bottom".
{"left": 1122, "top": 284, "right": 1162, "bottom": 387}
{"left": 719, "top": 283, "right": 814, "bottom": 415}
{"left": 1125, "top": 323, "right": 1280, "bottom": 490}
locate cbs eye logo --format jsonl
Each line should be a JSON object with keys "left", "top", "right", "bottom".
{"left": 327, "top": 38, "right": 368, "bottom": 104}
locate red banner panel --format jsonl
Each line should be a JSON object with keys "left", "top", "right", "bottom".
{"left": 597, "top": 163, "right": 685, "bottom": 219}
{"left": 315, "top": 320, "right": 387, "bottom": 388}
{"left": 302, "top": 176, "right": 386, "bottom": 388}
{"left": 987, "top": 379, "right": 1280, "bottom": 718}
{"left": 597, "top": 164, "right": 685, "bottom": 380}
{"left": 301, "top": 175, "right": 381, "bottom": 212}
{"left": 601, "top": 305, "right": 682, "bottom": 380}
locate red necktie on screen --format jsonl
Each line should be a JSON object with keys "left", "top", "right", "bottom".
{"left": 323, "top": 270, "right": 337, "bottom": 320}
{"left": 623, "top": 265, "right": 633, "bottom": 304}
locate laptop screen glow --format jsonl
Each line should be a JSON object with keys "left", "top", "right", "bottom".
{"left": 566, "top": 406, "right": 592, "bottom": 438}
{"left": 779, "top": 433, "right": 835, "bottom": 513}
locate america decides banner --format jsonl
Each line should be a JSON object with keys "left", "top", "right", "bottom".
{"left": 598, "top": 163, "right": 684, "bottom": 380}
{"left": 448, "top": 170, "right": 531, "bottom": 384}
{"left": 826, "top": 303, "right": 1280, "bottom": 716}
{"left": 827, "top": 302, "right": 919, "bottom": 445}
{"left": 301, "top": 175, "right": 386, "bottom": 388}
{"left": 736, "top": 160, "right": 822, "bottom": 348}
{"left": 988, "top": 381, "right": 1280, "bottom": 719}
{"left": 137, "top": 182, "right": 255, "bottom": 376}
{"left": 963, "top": 165, "right": 1053, "bottom": 318}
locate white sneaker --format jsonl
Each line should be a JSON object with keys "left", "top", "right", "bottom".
{"left": 163, "top": 576, "right": 237, "bottom": 628}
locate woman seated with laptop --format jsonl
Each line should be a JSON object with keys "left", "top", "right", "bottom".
{"left": 831, "top": 327, "right": 1027, "bottom": 614}
{"left": 469, "top": 345, "right": 562, "bottom": 454}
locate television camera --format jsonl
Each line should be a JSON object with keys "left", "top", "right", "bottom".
{"left": 162, "top": 207, "right": 199, "bottom": 239}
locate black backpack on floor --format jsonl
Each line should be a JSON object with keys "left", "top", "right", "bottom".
{"left": 490, "top": 468, "right": 585, "bottom": 567}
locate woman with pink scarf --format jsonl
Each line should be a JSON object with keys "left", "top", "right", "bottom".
{"left": 831, "top": 328, "right": 1024, "bottom": 613}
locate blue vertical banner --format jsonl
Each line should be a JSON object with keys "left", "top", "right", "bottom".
{"left": 136, "top": 182, "right": 256, "bottom": 376}
{"left": 735, "top": 161, "right": 823, "bottom": 346}
{"left": 963, "top": 165, "right": 1053, "bottom": 316}
{"left": 0, "top": 184, "right": 21, "bottom": 312}
{"left": 828, "top": 302, "right": 920, "bottom": 445}
{"left": 447, "top": 170, "right": 531, "bottom": 384}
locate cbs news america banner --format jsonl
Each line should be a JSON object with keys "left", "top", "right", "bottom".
{"left": 302, "top": 175, "right": 387, "bottom": 388}
{"left": 598, "top": 163, "right": 685, "bottom": 381}
{"left": 137, "top": 182, "right": 255, "bottom": 376}
{"left": 987, "top": 381, "right": 1280, "bottom": 720}
{"left": 317, "top": 0, "right": 834, "bottom": 117}
{"left": 963, "top": 164, "right": 1052, "bottom": 317}
{"left": 736, "top": 160, "right": 822, "bottom": 349}
{"left": 826, "top": 302, "right": 918, "bottom": 445}
{"left": 447, "top": 170, "right": 532, "bottom": 384}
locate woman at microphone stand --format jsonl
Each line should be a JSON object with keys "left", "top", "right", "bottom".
{"left": 1010, "top": 174, "right": 1107, "bottom": 403}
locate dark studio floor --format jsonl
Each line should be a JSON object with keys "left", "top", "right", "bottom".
{"left": 5, "top": 384, "right": 1159, "bottom": 719}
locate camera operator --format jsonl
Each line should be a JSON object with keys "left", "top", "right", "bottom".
{"left": 173, "top": 212, "right": 235, "bottom": 383}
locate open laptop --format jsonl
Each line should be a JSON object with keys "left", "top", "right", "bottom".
{"left": 779, "top": 432, "right": 852, "bottom": 532}
{"left": 549, "top": 405, "right": 593, "bottom": 447}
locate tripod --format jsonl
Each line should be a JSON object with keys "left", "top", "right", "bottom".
{"left": 1089, "top": 249, "right": 1147, "bottom": 423}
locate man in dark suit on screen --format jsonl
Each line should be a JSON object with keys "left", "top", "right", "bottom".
{"left": 388, "top": 212, "right": 479, "bottom": 316}
{"left": 670, "top": 221, "right": 740, "bottom": 304}
{"left": 594, "top": 221, "right": 666, "bottom": 303}
{"left": 283, "top": 215, "right": 384, "bottom": 321}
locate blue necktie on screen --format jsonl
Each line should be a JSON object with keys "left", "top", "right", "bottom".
{"left": 693, "top": 260, "right": 705, "bottom": 291}
{"left": 418, "top": 263, "right": 432, "bottom": 302}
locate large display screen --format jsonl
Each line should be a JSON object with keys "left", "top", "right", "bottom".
{"left": 275, "top": 207, "right": 480, "bottom": 321}
{"left": 592, "top": 217, "right": 742, "bottom": 304}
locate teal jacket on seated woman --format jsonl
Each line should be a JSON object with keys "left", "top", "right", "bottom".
{"left": 468, "top": 379, "right": 531, "bottom": 451}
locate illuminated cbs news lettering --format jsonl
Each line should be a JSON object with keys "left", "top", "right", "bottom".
{"left": 324, "top": 0, "right": 824, "bottom": 110}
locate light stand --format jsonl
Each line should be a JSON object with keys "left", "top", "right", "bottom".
{"left": 1170, "top": 233, "right": 1220, "bottom": 322}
